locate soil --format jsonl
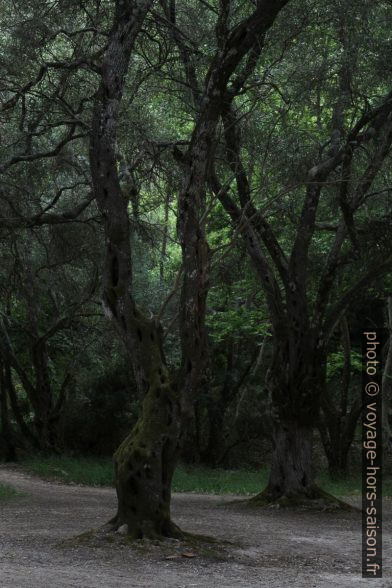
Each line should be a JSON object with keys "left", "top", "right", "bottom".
{"left": 0, "top": 466, "right": 390, "bottom": 587}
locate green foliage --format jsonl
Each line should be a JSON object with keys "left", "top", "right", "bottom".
{"left": 0, "top": 0, "right": 391, "bottom": 479}
{"left": 326, "top": 350, "right": 363, "bottom": 380}
{"left": 207, "top": 302, "right": 270, "bottom": 344}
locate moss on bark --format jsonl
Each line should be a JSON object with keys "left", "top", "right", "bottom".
{"left": 111, "top": 353, "right": 183, "bottom": 539}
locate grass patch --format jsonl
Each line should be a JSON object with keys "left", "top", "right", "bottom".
{"left": 173, "top": 466, "right": 269, "bottom": 495}
{"left": 177, "top": 467, "right": 392, "bottom": 497}
{"left": 0, "top": 483, "right": 19, "bottom": 500}
{"left": 22, "top": 456, "right": 392, "bottom": 497}
{"left": 24, "top": 456, "right": 114, "bottom": 486}
{"left": 315, "top": 471, "right": 392, "bottom": 498}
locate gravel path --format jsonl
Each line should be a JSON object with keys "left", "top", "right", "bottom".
{"left": 0, "top": 466, "right": 390, "bottom": 587}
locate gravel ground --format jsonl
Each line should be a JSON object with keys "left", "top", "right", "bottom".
{"left": 0, "top": 466, "right": 390, "bottom": 587}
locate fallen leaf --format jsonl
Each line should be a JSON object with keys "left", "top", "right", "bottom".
{"left": 181, "top": 552, "right": 197, "bottom": 558}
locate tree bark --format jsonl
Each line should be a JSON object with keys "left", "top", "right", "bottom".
{"left": 90, "top": 0, "right": 292, "bottom": 531}
{"left": 327, "top": 450, "right": 348, "bottom": 481}
{"left": 89, "top": 0, "right": 184, "bottom": 538}
{"left": 0, "top": 316, "right": 60, "bottom": 452}
{"left": 253, "top": 335, "right": 329, "bottom": 503}
{"left": 111, "top": 335, "right": 182, "bottom": 538}
{"left": 0, "top": 360, "right": 16, "bottom": 462}
{"left": 265, "top": 421, "right": 314, "bottom": 501}
{"left": 211, "top": 37, "right": 392, "bottom": 506}
{"left": 4, "top": 363, "right": 39, "bottom": 449}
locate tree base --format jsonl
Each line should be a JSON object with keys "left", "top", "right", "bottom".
{"left": 247, "top": 485, "right": 357, "bottom": 511}
{"left": 103, "top": 514, "right": 184, "bottom": 541}
{"left": 64, "top": 523, "right": 226, "bottom": 560}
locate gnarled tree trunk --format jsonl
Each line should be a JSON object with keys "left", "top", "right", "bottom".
{"left": 89, "top": 0, "right": 183, "bottom": 538}
{"left": 252, "top": 338, "right": 330, "bottom": 505}
{"left": 110, "top": 315, "right": 182, "bottom": 538}
{"left": 90, "top": 0, "right": 292, "bottom": 534}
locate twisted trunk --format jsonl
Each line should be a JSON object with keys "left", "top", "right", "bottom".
{"left": 111, "top": 319, "right": 182, "bottom": 538}
{"left": 253, "top": 337, "right": 328, "bottom": 504}
{"left": 89, "top": 0, "right": 183, "bottom": 538}
{"left": 90, "top": 0, "right": 291, "bottom": 533}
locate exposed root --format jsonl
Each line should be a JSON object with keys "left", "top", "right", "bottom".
{"left": 60, "top": 523, "right": 227, "bottom": 560}
{"left": 244, "top": 485, "right": 359, "bottom": 512}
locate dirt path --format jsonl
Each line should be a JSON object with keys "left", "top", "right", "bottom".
{"left": 0, "top": 467, "right": 390, "bottom": 587}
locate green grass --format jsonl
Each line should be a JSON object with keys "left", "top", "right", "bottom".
{"left": 0, "top": 483, "right": 19, "bottom": 500}
{"left": 173, "top": 466, "right": 269, "bottom": 495}
{"left": 24, "top": 456, "right": 114, "bottom": 486}
{"left": 22, "top": 456, "right": 392, "bottom": 497}
{"left": 316, "top": 471, "right": 392, "bottom": 498}
{"left": 175, "top": 467, "right": 392, "bottom": 497}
